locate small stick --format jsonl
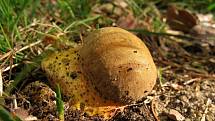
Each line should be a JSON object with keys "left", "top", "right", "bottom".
{"left": 201, "top": 98, "right": 212, "bottom": 121}
{"left": 151, "top": 98, "right": 160, "bottom": 121}
{"left": 0, "top": 70, "right": 2, "bottom": 97}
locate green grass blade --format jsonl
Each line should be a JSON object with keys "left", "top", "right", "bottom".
{"left": 55, "top": 84, "right": 64, "bottom": 121}
{"left": 64, "top": 15, "right": 101, "bottom": 31}
{"left": 208, "top": 2, "right": 215, "bottom": 11}
{"left": 0, "top": 23, "right": 11, "bottom": 49}
{"left": 57, "top": 0, "right": 75, "bottom": 19}
{"left": 0, "top": 106, "right": 15, "bottom": 121}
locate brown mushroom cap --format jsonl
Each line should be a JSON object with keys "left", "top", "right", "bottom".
{"left": 79, "top": 27, "right": 157, "bottom": 104}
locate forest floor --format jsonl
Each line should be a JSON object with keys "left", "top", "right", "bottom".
{"left": 0, "top": 0, "right": 214, "bottom": 121}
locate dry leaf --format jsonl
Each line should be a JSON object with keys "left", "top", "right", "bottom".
{"left": 166, "top": 5, "right": 198, "bottom": 33}
{"left": 166, "top": 5, "right": 215, "bottom": 43}
{"left": 117, "top": 12, "right": 137, "bottom": 29}
{"left": 167, "top": 109, "right": 185, "bottom": 121}
{"left": 13, "top": 108, "right": 37, "bottom": 121}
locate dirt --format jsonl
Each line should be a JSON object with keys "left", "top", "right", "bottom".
{"left": 3, "top": 1, "right": 215, "bottom": 121}
{"left": 16, "top": 31, "right": 215, "bottom": 121}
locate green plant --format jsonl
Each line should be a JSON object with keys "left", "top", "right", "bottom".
{"left": 56, "top": 84, "right": 64, "bottom": 121}
{"left": 0, "top": 106, "right": 22, "bottom": 121}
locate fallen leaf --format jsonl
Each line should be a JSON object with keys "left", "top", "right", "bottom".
{"left": 167, "top": 109, "right": 185, "bottom": 121}
{"left": 117, "top": 12, "right": 137, "bottom": 29}
{"left": 13, "top": 108, "right": 37, "bottom": 121}
{"left": 166, "top": 5, "right": 198, "bottom": 33}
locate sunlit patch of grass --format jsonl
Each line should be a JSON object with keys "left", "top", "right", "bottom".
{"left": 0, "top": 0, "right": 101, "bottom": 97}
{"left": 0, "top": 0, "right": 33, "bottom": 42}
{"left": 57, "top": 0, "right": 93, "bottom": 20}
{"left": 126, "top": 0, "right": 143, "bottom": 16}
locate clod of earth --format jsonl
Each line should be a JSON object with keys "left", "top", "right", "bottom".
{"left": 41, "top": 27, "right": 157, "bottom": 119}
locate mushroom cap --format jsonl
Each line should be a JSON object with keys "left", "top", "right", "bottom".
{"left": 79, "top": 27, "right": 157, "bottom": 104}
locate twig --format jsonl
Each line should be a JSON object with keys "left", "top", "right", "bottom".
{"left": 79, "top": 33, "right": 84, "bottom": 45}
{"left": 128, "top": 28, "right": 201, "bottom": 40}
{"left": 201, "top": 98, "right": 212, "bottom": 121}
{"left": 0, "top": 40, "right": 42, "bottom": 62}
{"left": 15, "top": 40, "right": 42, "bottom": 54}
{"left": 0, "top": 96, "right": 20, "bottom": 99}
{"left": 183, "top": 78, "right": 201, "bottom": 85}
{"left": 13, "top": 95, "right": 18, "bottom": 109}
{"left": 0, "top": 70, "right": 2, "bottom": 97}
{"left": 0, "top": 51, "right": 13, "bottom": 62}
{"left": 3, "top": 64, "right": 19, "bottom": 72}
{"left": 188, "top": 72, "right": 215, "bottom": 79}
{"left": 151, "top": 98, "right": 160, "bottom": 121}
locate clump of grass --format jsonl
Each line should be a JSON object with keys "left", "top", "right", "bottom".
{"left": 0, "top": 0, "right": 100, "bottom": 96}
{"left": 0, "top": 0, "right": 33, "bottom": 44}
{"left": 57, "top": 0, "right": 93, "bottom": 21}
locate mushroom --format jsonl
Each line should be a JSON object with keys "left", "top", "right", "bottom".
{"left": 41, "top": 27, "right": 157, "bottom": 119}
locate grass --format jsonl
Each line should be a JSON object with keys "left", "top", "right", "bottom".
{"left": 0, "top": 0, "right": 99, "bottom": 90}
{"left": 56, "top": 84, "right": 64, "bottom": 121}
{"left": 0, "top": 0, "right": 96, "bottom": 53}
{"left": 0, "top": 0, "right": 214, "bottom": 120}
{"left": 0, "top": 0, "right": 98, "bottom": 119}
{"left": 0, "top": 0, "right": 32, "bottom": 45}
{"left": 0, "top": 105, "right": 22, "bottom": 121}
{"left": 57, "top": 0, "right": 93, "bottom": 21}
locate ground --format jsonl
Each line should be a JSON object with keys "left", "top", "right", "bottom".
{"left": 0, "top": 0, "right": 214, "bottom": 121}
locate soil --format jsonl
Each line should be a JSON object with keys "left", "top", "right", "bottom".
{"left": 3, "top": 1, "right": 215, "bottom": 121}
{"left": 17, "top": 32, "right": 214, "bottom": 121}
